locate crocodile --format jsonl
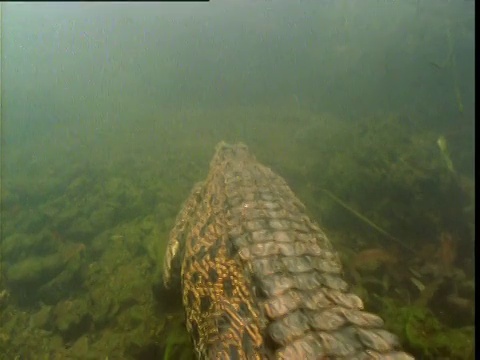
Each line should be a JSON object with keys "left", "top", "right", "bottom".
{"left": 163, "top": 142, "right": 414, "bottom": 360}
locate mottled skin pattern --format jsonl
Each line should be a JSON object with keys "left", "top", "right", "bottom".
{"left": 164, "top": 142, "right": 414, "bottom": 360}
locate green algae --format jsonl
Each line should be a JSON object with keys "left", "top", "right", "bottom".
{"left": 377, "top": 297, "right": 475, "bottom": 359}
{"left": 163, "top": 317, "right": 194, "bottom": 360}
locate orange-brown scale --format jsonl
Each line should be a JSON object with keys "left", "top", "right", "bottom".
{"left": 180, "top": 189, "right": 267, "bottom": 359}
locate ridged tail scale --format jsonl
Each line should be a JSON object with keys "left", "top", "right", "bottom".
{"left": 163, "top": 142, "right": 414, "bottom": 360}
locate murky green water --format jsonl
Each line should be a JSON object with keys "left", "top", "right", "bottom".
{"left": 1, "top": 2, "right": 474, "bottom": 359}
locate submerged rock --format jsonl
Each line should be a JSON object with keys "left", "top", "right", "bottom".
{"left": 53, "top": 298, "right": 90, "bottom": 339}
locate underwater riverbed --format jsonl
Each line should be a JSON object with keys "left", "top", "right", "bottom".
{"left": 1, "top": 105, "right": 475, "bottom": 359}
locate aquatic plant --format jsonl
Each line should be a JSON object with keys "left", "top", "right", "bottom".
{"left": 351, "top": 248, "right": 398, "bottom": 272}
{"left": 377, "top": 297, "right": 474, "bottom": 359}
{"left": 300, "top": 113, "right": 472, "bottom": 261}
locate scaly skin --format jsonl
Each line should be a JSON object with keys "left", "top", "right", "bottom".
{"left": 164, "top": 142, "right": 414, "bottom": 360}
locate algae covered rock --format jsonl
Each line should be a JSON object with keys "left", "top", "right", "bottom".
{"left": 89, "top": 205, "right": 116, "bottom": 232}
{"left": 70, "top": 335, "right": 90, "bottom": 357}
{"left": 2, "top": 233, "right": 37, "bottom": 260}
{"left": 7, "top": 253, "right": 66, "bottom": 284}
{"left": 378, "top": 298, "right": 475, "bottom": 359}
{"left": 30, "top": 304, "right": 53, "bottom": 329}
{"left": 404, "top": 306, "right": 474, "bottom": 359}
{"left": 88, "top": 286, "right": 116, "bottom": 327}
{"left": 67, "top": 216, "right": 94, "bottom": 240}
{"left": 6, "top": 242, "right": 86, "bottom": 307}
{"left": 53, "top": 298, "right": 90, "bottom": 337}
